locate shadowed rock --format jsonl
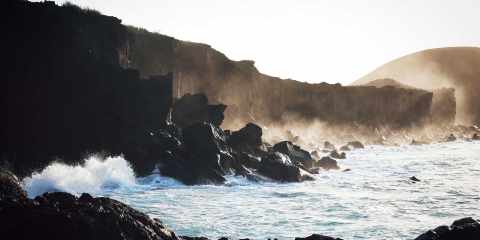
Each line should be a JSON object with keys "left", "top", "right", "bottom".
{"left": 410, "top": 140, "right": 423, "bottom": 146}
{"left": 472, "top": 133, "right": 479, "bottom": 140}
{"left": 329, "top": 150, "right": 346, "bottom": 159}
{"left": 0, "top": 172, "right": 27, "bottom": 199}
{"left": 273, "top": 141, "right": 315, "bottom": 169}
{"left": 414, "top": 217, "right": 480, "bottom": 240}
{"left": 316, "top": 156, "right": 341, "bottom": 170}
{"left": 339, "top": 146, "right": 350, "bottom": 151}
{"left": 324, "top": 141, "right": 336, "bottom": 150}
{"left": 347, "top": 141, "right": 365, "bottom": 149}
{"left": 410, "top": 176, "right": 421, "bottom": 182}
{"left": 171, "top": 93, "right": 227, "bottom": 129}
{"left": 446, "top": 134, "right": 457, "bottom": 142}
{"left": 258, "top": 152, "right": 313, "bottom": 183}
{"left": 295, "top": 234, "right": 344, "bottom": 240}
{"left": 230, "top": 123, "right": 267, "bottom": 157}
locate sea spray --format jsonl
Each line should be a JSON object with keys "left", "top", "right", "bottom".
{"left": 22, "top": 155, "right": 137, "bottom": 198}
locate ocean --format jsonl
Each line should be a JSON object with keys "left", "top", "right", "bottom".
{"left": 22, "top": 140, "right": 480, "bottom": 239}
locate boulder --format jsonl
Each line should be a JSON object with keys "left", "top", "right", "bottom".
{"left": 183, "top": 122, "right": 235, "bottom": 174}
{"left": 329, "top": 150, "right": 346, "bottom": 159}
{"left": 258, "top": 152, "right": 313, "bottom": 182}
{"left": 171, "top": 93, "right": 227, "bottom": 128}
{"left": 410, "top": 140, "right": 422, "bottom": 146}
{"left": 414, "top": 217, "right": 480, "bottom": 240}
{"left": 245, "top": 172, "right": 277, "bottom": 183}
{"left": 472, "top": 133, "right": 479, "bottom": 140}
{"left": 445, "top": 134, "right": 457, "bottom": 142}
{"left": 273, "top": 141, "right": 315, "bottom": 169}
{"left": 0, "top": 172, "right": 27, "bottom": 199}
{"left": 310, "top": 151, "right": 320, "bottom": 159}
{"left": 347, "top": 141, "right": 364, "bottom": 149}
{"left": 160, "top": 153, "right": 226, "bottom": 185}
{"left": 230, "top": 123, "right": 268, "bottom": 157}
{"left": 295, "top": 234, "right": 344, "bottom": 240}
{"left": 339, "top": 145, "right": 350, "bottom": 151}
{"left": 315, "top": 156, "right": 340, "bottom": 170}
{"left": 410, "top": 176, "right": 421, "bottom": 182}
{"left": 324, "top": 141, "right": 336, "bottom": 150}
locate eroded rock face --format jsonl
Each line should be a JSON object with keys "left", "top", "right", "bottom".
{"left": 171, "top": 93, "right": 227, "bottom": 128}
{"left": 273, "top": 141, "right": 315, "bottom": 169}
{"left": 414, "top": 217, "right": 480, "bottom": 240}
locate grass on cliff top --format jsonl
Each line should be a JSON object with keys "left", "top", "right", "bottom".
{"left": 62, "top": 1, "right": 102, "bottom": 16}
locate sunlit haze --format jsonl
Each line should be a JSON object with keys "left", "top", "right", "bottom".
{"left": 34, "top": 0, "right": 480, "bottom": 85}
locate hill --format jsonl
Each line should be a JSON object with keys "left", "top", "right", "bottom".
{"left": 362, "top": 78, "right": 416, "bottom": 89}
{"left": 351, "top": 47, "right": 480, "bottom": 125}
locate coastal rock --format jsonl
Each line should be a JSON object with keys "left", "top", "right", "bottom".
{"left": 324, "top": 141, "right": 336, "bottom": 150}
{"left": 295, "top": 234, "right": 344, "bottom": 240}
{"left": 273, "top": 141, "right": 315, "bottom": 169}
{"left": 472, "top": 133, "right": 479, "bottom": 140}
{"left": 315, "top": 156, "right": 341, "bottom": 170}
{"left": 339, "top": 146, "right": 350, "bottom": 151}
{"left": 161, "top": 153, "right": 226, "bottom": 185}
{"left": 310, "top": 151, "right": 320, "bottom": 160}
{"left": 258, "top": 152, "right": 313, "bottom": 182}
{"left": 410, "top": 140, "right": 423, "bottom": 146}
{"left": 414, "top": 217, "right": 480, "bottom": 240}
{"left": 347, "top": 141, "right": 365, "bottom": 149}
{"left": 329, "top": 150, "right": 346, "bottom": 159}
{"left": 234, "top": 165, "right": 252, "bottom": 177}
{"left": 235, "top": 152, "right": 261, "bottom": 169}
{"left": 171, "top": 93, "right": 227, "bottom": 129}
{"left": 446, "top": 134, "right": 457, "bottom": 142}
{"left": 0, "top": 173, "right": 180, "bottom": 240}
{"left": 410, "top": 176, "right": 421, "bottom": 182}
{"left": 230, "top": 123, "right": 267, "bottom": 157}
{"left": 183, "top": 122, "right": 235, "bottom": 174}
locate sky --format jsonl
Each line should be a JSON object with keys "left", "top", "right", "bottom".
{"left": 34, "top": 0, "right": 480, "bottom": 85}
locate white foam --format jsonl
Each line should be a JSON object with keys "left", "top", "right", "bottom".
{"left": 22, "top": 155, "right": 137, "bottom": 198}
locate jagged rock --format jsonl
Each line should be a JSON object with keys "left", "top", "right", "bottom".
{"left": 230, "top": 123, "right": 268, "bottom": 157}
{"left": 183, "top": 122, "right": 235, "bottom": 175}
{"left": 258, "top": 152, "right": 313, "bottom": 183}
{"left": 295, "top": 234, "right": 344, "bottom": 240}
{"left": 410, "top": 176, "right": 421, "bottom": 182}
{"left": 245, "top": 172, "right": 277, "bottom": 183}
{"left": 414, "top": 217, "right": 480, "bottom": 240}
{"left": 273, "top": 141, "right": 315, "bottom": 169}
{"left": 339, "top": 146, "right": 350, "bottom": 151}
{"left": 410, "top": 140, "right": 423, "bottom": 146}
{"left": 236, "top": 152, "right": 261, "bottom": 169}
{"left": 472, "top": 133, "right": 479, "bottom": 140}
{"left": 160, "top": 153, "right": 226, "bottom": 185}
{"left": 234, "top": 165, "right": 252, "bottom": 177}
{"left": 0, "top": 172, "right": 27, "bottom": 199}
{"left": 329, "top": 150, "right": 346, "bottom": 159}
{"left": 0, "top": 174, "right": 180, "bottom": 240}
{"left": 315, "top": 156, "right": 340, "bottom": 170}
{"left": 446, "top": 134, "right": 457, "bottom": 142}
{"left": 324, "top": 141, "right": 336, "bottom": 150}
{"left": 171, "top": 93, "right": 227, "bottom": 129}
{"left": 347, "top": 141, "right": 365, "bottom": 149}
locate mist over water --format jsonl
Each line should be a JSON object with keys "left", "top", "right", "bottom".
{"left": 21, "top": 141, "right": 480, "bottom": 239}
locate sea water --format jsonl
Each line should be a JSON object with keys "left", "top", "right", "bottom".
{"left": 22, "top": 141, "right": 480, "bottom": 239}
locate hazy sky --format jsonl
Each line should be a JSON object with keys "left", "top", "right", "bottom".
{"left": 36, "top": 0, "right": 480, "bottom": 85}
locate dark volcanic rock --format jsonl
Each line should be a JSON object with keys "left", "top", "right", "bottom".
{"left": 273, "top": 141, "right": 315, "bottom": 169}
{"left": 347, "top": 141, "right": 365, "bottom": 149}
{"left": 446, "top": 134, "right": 457, "bottom": 142}
{"left": 0, "top": 173, "right": 179, "bottom": 240}
{"left": 160, "top": 153, "right": 226, "bottom": 185}
{"left": 0, "top": 172, "right": 27, "bottom": 199}
{"left": 234, "top": 165, "right": 252, "bottom": 177}
{"left": 295, "top": 234, "right": 344, "bottom": 240}
{"left": 183, "top": 122, "right": 235, "bottom": 175}
{"left": 171, "top": 93, "right": 227, "bottom": 129}
{"left": 414, "top": 217, "right": 480, "bottom": 240}
{"left": 410, "top": 176, "right": 421, "bottom": 182}
{"left": 316, "top": 156, "right": 341, "bottom": 171}
{"left": 235, "top": 152, "right": 261, "bottom": 169}
{"left": 472, "top": 133, "right": 479, "bottom": 140}
{"left": 258, "top": 152, "right": 313, "bottom": 183}
{"left": 230, "top": 123, "right": 268, "bottom": 157}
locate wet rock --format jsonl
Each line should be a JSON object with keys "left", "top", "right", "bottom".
{"left": 311, "top": 151, "right": 320, "bottom": 160}
{"left": 446, "top": 133, "right": 457, "bottom": 142}
{"left": 245, "top": 171, "right": 277, "bottom": 183}
{"left": 329, "top": 150, "right": 346, "bottom": 159}
{"left": 234, "top": 165, "right": 252, "bottom": 177}
{"left": 339, "top": 146, "right": 350, "bottom": 151}
{"left": 284, "top": 165, "right": 315, "bottom": 182}
{"left": 410, "top": 140, "right": 423, "bottom": 146}
{"left": 472, "top": 133, "right": 479, "bottom": 140}
{"left": 258, "top": 152, "right": 313, "bottom": 182}
{"left": 171, "top": 93, "right": 227, "bottom": 129}
{"left": 324, "top": 141, "right": 336, "bottom": 150}
{"left": 183, "top": 122, "right": 235, "bottom": 174}
{"left": 347, "top": 141, "right": 364, "bottom": 149}
{"left": 414, "top": 217, "right": 480, "bottom": 240}
{"left": 343, "top": 168, "right": 351, "bottom": 172}
{"left": 230, "top": 123, "right": 267, "bottom": 157}
{"left": 273, "top": 141, "right": 315, "bottom": 169}
{"left": 236, "top": 152, "right": 261, "bottom": 169}
{"left": 295, "top": 234, "right": 344, "bottom": 240}
{"left": 410, "top": 176, "right": 421, "bottom": 182}
{"left": 315, "top": 156, "right": 340, "bottom": 170}
{"left": 0, "top": 172, "right": 27, "bottom": 199}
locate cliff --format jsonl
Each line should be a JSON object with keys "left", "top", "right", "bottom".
{"left": 124, "top": 25, "right": 433, "bottom": 128}
{"left": 350, "top": 47, "right": 480, "bottom": 125}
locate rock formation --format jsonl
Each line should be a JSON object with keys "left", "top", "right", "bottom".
{"left": 414, "top": 217, "right": 480, "bottom": 240}
{"left": 172, "top": 93, "right": 227, "bottom": 128}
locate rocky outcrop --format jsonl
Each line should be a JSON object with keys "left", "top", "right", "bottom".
{"left": 316, "top": 157, "right": 341, "bottom": 171}
{"left": 258, "top": 152, "right": 314, "bottom": 183}
{"left": 329, "top": 150, "right": 346, "bottom": 159}
{"left": 273, "top": 141, "right": 315, "bottom": 169}
{"left": 414, "top": 217, "right": 480, "bottom": 240}
{"left": 296, "top": 234, "right": 344, "bottom": 240}
{"left": 230, "top": 123, "right": 268, "bottom": 157}
{"left": 347, "top": 141, "right": 365, "bottom": 149}
{"left": 171, "top": 93, "right": 227, "bottom": 128}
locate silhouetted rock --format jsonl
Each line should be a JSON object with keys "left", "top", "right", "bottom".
{"left": 236, "top": 152, "right": 261, "bottom": 169}
{"left": 329, "top": 150, "right": 346, "bottom": 159}
{"left": 230, "top": 123, "right": 267, "bottom": 157}
{"left": 245, "top": 172, "right": 277, "bottom": 183}
{"left": 343, "top": 168, "right": 351, "bottom": 172}
{"left": 160, "top": 153, "right": 226, "bottom": 185}
{"left": 414, "top": 217, "right": 480, "bottom": 240}
{"left": 324, "top": 141, "right": 336, "bottom": 150}
{"left": 472, "top": 133, "right": 479, "bottom": 140}
{"left": 273, "top": 141, "right": 315, "bottom": 169}
{"left": 0, "top": 172, "right": 27, "bottom": 199}
{"left": 171, "top": 93, "right": 227, "bottom": 129}
{"left": 446, "top": 134, "right": 457, "bottom": 142}
{"left": 258, "top": 152, "right": 313, "bottom": 183}
{"left": 410, "top": 176, "right": 421, "bottom": 182}
{"left": 234, "top": 165, "right": 252, "bottom": 177}
{"left": 295, "top": 234, "right": 344, "bottom": 240}
{"left": 347, "top": 141, "right": 365, "bottom": 149}
{"left": 315, "top": 156, "right": 340, "bottom": 170}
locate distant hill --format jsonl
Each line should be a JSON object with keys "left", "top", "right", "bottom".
{"left": 350, "top": 47, "right": 480, "bottom": 125}
{"left": 362, "top": 78, "right": 416, "bottom": 89}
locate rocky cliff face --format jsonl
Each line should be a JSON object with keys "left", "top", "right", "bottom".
{"left": 124, "top": 26, "right": 434, "bottom": 129}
